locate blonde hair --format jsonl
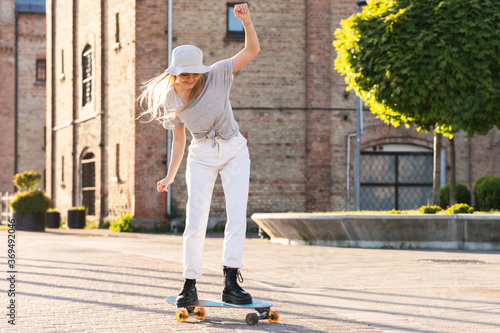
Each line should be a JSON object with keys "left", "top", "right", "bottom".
{"left": 137, "top": 72, "right": 203, "bottom": 124}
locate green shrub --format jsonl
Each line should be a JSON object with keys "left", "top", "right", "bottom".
{"left": 419, "top": 205, "right": 442, "bottom": 214}
{"left": 70, "top": 206, "right": 86, "bottom": 211}
{"left": 99, "top": 219, "right": 111, "bottom": 229}
{"left": 151, "top": 223, "right": 169, "bottom": 233}
{"left": 9, "top": 189, "right": 51, "bottom": 215}
{"left": 475, "top": 176, "right": 500, "bottom": 211}
{"left": 211, "top": 223, "right": 226, "bottom": 232}
{"left": 47, "top": 208, "right": 58, "bottom": 213}
{"left": 109, "top": 213, "right": 133, "bottom": 232}
{"left": 447, "top": 203, "right": 474, "bottom": 214}
{"left": 13, "top": 171, "right": 42, "bottom": 191}
{"left": 440, "top": 183, "right": 471, "bottom": 208}
{"left": 388, "top": 209, "right": 407, "bottom": 214}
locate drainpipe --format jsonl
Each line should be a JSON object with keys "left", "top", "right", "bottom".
{"left": 14, "top": 10, "right": 19, "bottom": 181}
{"left": 346, "top": 99, "right": 364, "bottom": 212}
{"left": 100, "top": 0, "right": 106, "bottom": 221}
{"left": 50, "top": 0, "right": 56, "bottom": 202}
{"left": 72, "top": 0, "right": 78, "bottom": 207}
{"left": 353, "top": 0, "right": 367, "bottom": 212}
{"left": 346, "top": 133, "right": 356, "bottom": 211}
{"left": 354, "top": 96, "right": 363, "bottom": 211}
{"left": 166, "top": 0, "right": 173, "bottom": 216}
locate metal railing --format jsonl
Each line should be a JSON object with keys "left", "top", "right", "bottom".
{"left": 360, "top": 152, "right": 434, "bottom": 210}
{"left": 1, "top": 192, "right": 14, "bottom": 224}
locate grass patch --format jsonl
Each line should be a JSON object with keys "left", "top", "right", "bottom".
{"left": 473, "top": 209, "right": 500, "bottom": 214}
{"left": 299, "top": 209, "right": 498, "bottom": 215}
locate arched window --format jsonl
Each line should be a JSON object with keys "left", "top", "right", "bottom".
{"left": 82, "top": 45, "right": 92, "bottom": 107}
{"left": 81, "top": 152, "right": 96, "bottom": 215}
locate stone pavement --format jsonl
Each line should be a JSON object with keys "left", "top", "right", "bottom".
{"left": 0, "top": 229, "right": 499, "bottom": 333}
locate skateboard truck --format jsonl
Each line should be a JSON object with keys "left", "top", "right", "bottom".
{"left": 245, "top": 307, "right": 280, "bottom": 325}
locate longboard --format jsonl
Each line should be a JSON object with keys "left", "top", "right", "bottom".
{"left": 165, "top": 296, "right": 280, "bottom": 326}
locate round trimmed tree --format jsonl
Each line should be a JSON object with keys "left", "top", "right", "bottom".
{"left": 334, "top": 0, "right": 500, "bottom": 205}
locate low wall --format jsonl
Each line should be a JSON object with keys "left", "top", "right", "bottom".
{"left": 251, "top": 213, "right": 500, "bottom": 250}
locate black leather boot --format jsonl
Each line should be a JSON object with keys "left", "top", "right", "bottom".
{"left": 222, "top": 267, "right": 252, "bottom": 304}
{"left": 176, "top": 279, "right": 198, "bottom": 307}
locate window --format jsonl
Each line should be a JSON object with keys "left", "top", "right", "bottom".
{"left": 115, "top": 13, "right": 120, "bottom": 44}
{"left": 113, "top": 13, "right": 121, "bottom": 50}
{"left": 227, "top": 3, "right": 244, "bottom": 37}
{"left": 116, "top": 143, "right": 121, "bottom": 181}
{"left": 360, "top": 150, "right": 434, "bottom": 210}
{"left": 357, "top": 0, "right": 367, "bottom": 11}
{"left": 82, "top": 45, "right": 93, "bottom": 107}
{"left": 61, "top": 155, "right": 64, "bottom": 183}
{"left": 81, "top": 152, "right": 96, "bottom": 216}
{"left": 36, "top": 59, "right": 46, "bottom": 82}
{"left": 59, "top": 49, "right": 65, "bottom": 80}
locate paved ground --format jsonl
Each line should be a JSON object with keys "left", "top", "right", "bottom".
{"left": 0, "top": 228, "right": 499, "bottom": 332}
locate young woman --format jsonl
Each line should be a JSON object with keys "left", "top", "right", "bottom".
{"left": 138, "top": 3, "right": 259, "bottom": 307}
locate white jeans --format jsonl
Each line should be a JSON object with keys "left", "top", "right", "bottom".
{"left": 183, "top": 132, "right": 250, "bottom": 279}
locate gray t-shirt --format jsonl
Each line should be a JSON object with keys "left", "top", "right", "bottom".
{"left": 163, "top": 58, "right": 239, "bottom": 145}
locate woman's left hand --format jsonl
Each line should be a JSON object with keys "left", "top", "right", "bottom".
{"left": 231, "top": 2, "right": 259, "bottom": 74}
{"left": 234, "top": 3, "right": 251, "bottom": 24}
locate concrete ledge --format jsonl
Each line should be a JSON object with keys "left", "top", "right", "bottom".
{"left": 251, "top": 213, "right": 500, "bottom": 250}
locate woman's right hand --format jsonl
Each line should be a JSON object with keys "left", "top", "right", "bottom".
{"left": 157, "top": 176, "right": 174, "bottom": 192}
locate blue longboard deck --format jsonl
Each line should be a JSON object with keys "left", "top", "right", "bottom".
{"left": 165, "top": 296, "right": 272, "bottom": 309}
{"left": 166, "top": 296, "right": 280, "bottom": 325}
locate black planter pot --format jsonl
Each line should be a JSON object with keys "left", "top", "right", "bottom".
{"left": 46, "top": 212, "right": 61, "bottom": 228}
{"left": 67, "top": 210, "right": 86, "bottom": 229}
{"left": 12, "top": 212, "right": 46, "bottom": 231}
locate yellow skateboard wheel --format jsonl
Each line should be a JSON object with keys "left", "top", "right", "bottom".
{"left": 268, "top": 310, "right": 280, "bottom": 323}
{"left": 194, "top": 308, "right": 206, "bottom": 320}
{"left": 175, "top": 309, "right": 189, "bottom": 322}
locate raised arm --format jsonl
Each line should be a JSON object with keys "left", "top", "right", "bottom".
{"left": 157, "top": 125, "right": 186, "bottom": 192}
{"left": 232, "top": 3, "right": 260, "bottom": 74}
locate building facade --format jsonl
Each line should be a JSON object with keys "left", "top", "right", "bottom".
{"left": 45, "top": 0, "right": 500, "bottom": 226}
{"left": 0, "top": 0, "right": 46, "bottom": 194}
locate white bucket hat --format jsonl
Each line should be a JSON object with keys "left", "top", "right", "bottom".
{"left": 165, "top": 45, "right": 210, "bottom": 76}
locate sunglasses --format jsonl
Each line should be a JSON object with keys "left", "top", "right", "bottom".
{"left": 179, "top": 73, "right": 202, "bottom": 79}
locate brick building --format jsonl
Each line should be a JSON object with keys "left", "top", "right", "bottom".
{"left": 0, "top": 0, "right": 46, "bottom": 194}
{"left": 45, "top": 0, "right": 499, "bottom": 226}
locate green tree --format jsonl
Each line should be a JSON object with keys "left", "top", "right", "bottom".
{"left": 13, "top": 171, "right": 42, "bottom": 191}
{"left": 10, "top": 171, "right": 50, "bottom": 217}
{"left": 334, "top": 0, "right": 500, "bottom": 204}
